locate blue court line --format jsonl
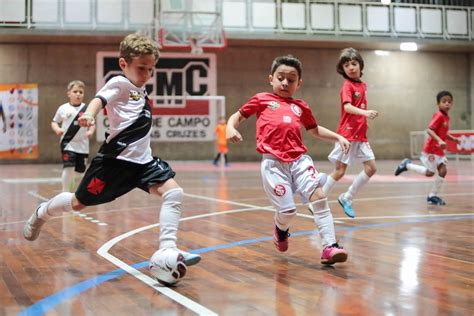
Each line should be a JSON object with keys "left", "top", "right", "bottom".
{"left": 19, "top": 214, "right": 473, "bottom": 316}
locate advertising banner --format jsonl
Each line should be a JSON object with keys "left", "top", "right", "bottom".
{"left": 447, "top": 130, "right": 474, "bottom": 154}
{"left": 0, "top": 84, "right": 38, "bottom": 159}
{"left": 96, "top": 52, "right": 218, "bottom": 142}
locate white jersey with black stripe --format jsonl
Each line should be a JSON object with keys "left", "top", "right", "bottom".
{"left": 96, "top": 75, "right": 153, "bottom": 164}
{"left": 52, "top": 102, "right": 89, "bottom": 154}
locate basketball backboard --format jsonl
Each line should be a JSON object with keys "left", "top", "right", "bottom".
{"left": 157, "top": 0, "right": 227, "bottom": 51}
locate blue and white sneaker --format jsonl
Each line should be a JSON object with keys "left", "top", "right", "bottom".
{"left": 338, "top": 193, "right": 355, "bottom": 218}
{"left": 180, "top": 251, "right": 202, "bottom": 266}
{"left": 427, "top": 196, "right": 446, "bottom": 205}
{"left": 394, "top": 158, "right": 411, "bottom": 176}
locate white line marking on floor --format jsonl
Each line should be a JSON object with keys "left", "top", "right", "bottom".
{"left": 97, "top": 191, "right": 473, "bottom": 315}
{"left": 3, "top": 178, "right": 61, "bottom": 184}
{"left": 97, "top": 209, "right": 259, "bottom": 316}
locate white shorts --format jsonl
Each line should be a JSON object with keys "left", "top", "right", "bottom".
{"left": 420, "top": 152, "right": 448, "bottom": 173}
{"left": 328, "top": 141, "right": 375, "bottom": 165}
{"left": 261, "top": 154, "right": 326, "bottom": 213}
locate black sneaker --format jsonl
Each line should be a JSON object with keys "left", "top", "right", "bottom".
{"left": 395, "top": 158, "right": 411, "bottom": 176}
{"left": 427, "top": 196, "right": 446, "bottom": 205}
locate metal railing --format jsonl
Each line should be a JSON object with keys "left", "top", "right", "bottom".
{"left": 0, "top": 0, "right": 472, "bottom": 42}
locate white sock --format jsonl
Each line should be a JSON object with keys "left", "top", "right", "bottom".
{"left": 310, "top": 198, "right": 336, "bottom": 248}
{"left": 345, "top": 171, "right": 370, "bottom": 201}
{"left": 38, "top": 192, "right": 74, "bottom": 220}
{"left": 407, "top": 163, "right": 427, "bottom": 175}
{"left": 61, "top": 168, "right": 76, "bottom": 192}
{"left": 159, "top": 188, "right": 183, "bottom": 249}
{"left": 274, "top": 210, "right": 296, "bottom": 231}
{"left": 322, "top": 176, "right": 337, "bottom": 196}
{"left": 429, "top": 174, "right": 444, "bottom": 197}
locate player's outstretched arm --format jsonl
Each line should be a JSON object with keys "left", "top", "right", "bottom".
{"left": 226, "top": 111, "right": 245, "bottom": 143}
{"left": 447, "top": 133, "right": 461, "bottom": 144}
{"left": 309, "top": 126, "right": 350, "bottom": 154}
{"left": 78, "top": 98, "right": 102, "bottom": 128}
{"left": 344, "top": 103, "right": 378, "bottom": 119}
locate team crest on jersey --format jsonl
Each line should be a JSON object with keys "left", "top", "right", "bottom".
{"left": 129, "top": 90, "right": 142, "bottom": 101}
{"left": 274, "top": 184, "right": 286, "bottom": 197}
{"left": 87, "top": 177, "right": 106, "bottom": 195}
{"left": 354, "top": 92, "right": 361, "bottom": 100}
{"left": 291, "top": 104, "right": 302, "bottom": 117}
{"left": 268, "top": 101, "right": 280, "bottom": 110}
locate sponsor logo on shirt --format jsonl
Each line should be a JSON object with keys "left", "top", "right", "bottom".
{"left": 273, "top": 184, "right": 286, "bottom": 197}
{"left": 283, "top": 116, "right": 292, "bottom": 123}
{"left": 129, "top": 90, "right": 142, "bottom": 101}
{"left": 354, "top": 92, "right": 361, "bottom": 100}
{"left": 290, "top": 104, "right": 302, "bottom": 117}
{"left": 268, "top": 101, "right": 280, "bottom": 110}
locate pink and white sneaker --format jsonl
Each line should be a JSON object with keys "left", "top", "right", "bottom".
{"left": 320, "top": 243, "right": 348, "bottom": 265}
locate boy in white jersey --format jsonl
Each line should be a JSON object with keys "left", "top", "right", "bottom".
{"left": 51, "top": 80, "right": 94, "bottom": 192}
{"left": 23, "top": 34, "right": 201, "bottom": 276}
{"left": 227, "top": 55, "right": 350, "bottom": 265}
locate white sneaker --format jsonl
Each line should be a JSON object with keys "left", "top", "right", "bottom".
{"left": 23, "top": 203, "right": 47, "bottom": 241}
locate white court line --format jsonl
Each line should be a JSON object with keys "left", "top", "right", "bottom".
{"left": 97, "top": 208, "right": 260, "bottom": 316}
{"left": 3, "top": 178, "right": 61, "bottom": 184}
{"left": 27, "top": 191, "right": 49, "bottom": 201}
{"left": 97, "top": 191, "right": 473, "bottom": 315}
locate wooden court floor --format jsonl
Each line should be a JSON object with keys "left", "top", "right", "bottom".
{"left": 1, "top": 160, "right": 473, "bottom": 316}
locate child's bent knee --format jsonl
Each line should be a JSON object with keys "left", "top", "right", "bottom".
{"left": 163, "top": 188, "right": 184, "bottom": 203}
{"left": 310, "top": 198, "right": 330, "bottom": 213}
{"left": 310, "top": 187, "right": 326, "bottom": 201}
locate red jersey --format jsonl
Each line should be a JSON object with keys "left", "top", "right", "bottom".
{"left": 336, "top": 79, "right": 368, "bottom": 142}
{"left": 423, "top": 110, "right": 450, "bottom": 156}
{"left": 239, "top": 92, "right": 318, "bottom": 162}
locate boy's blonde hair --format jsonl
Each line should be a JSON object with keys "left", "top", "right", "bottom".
{"left": 67, "top": 80, "right": 85, "bottom": 91}
{"left": 120, "top": 33, "right": 160, "bottom": 64}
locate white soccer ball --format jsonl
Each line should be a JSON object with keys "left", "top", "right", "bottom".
{"left": 149, "top": 248, "right": 187, "bottom": 286}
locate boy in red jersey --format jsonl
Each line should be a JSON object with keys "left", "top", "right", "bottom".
{"left": 322, "top": 48, "right": 378, "bottom": 218}
{"left": 227, "top": 55, "right": 350, "bottom": 265}
{"left": 394, "top": 91, "right": 460, "bottom": 205}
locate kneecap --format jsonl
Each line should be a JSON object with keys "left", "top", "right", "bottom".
{"left": 310, "top": 198, "right": 329, "bottom": 214}
{"left": 163, "top": 188, "right": 184, "bottom": 205}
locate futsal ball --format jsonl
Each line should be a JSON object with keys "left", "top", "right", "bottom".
{"left": 149, "top": 248, "right": 187, "bottom": 286}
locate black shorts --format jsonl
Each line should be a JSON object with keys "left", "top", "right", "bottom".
{"left": 75, "top": 156, "right": 176, "bottom": 206}
{"left": 62, "top": 151, "right": 88, "bottom": 173}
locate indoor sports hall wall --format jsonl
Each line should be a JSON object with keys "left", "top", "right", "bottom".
{"left": 0, "top": 38, "right": 472, "bottom": 163}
